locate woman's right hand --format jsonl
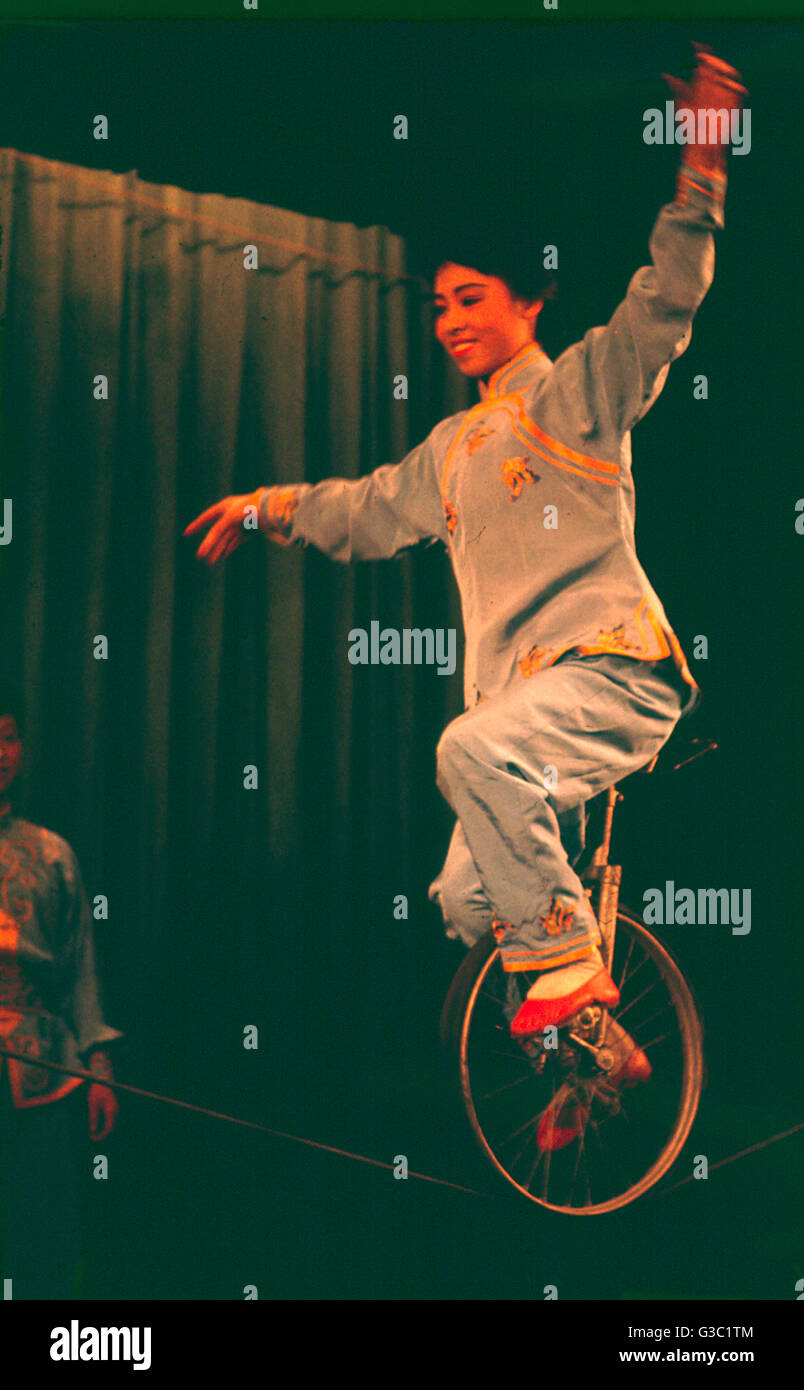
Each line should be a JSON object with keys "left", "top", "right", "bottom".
{"left": 184, "top": 489, "right": 285, "bottom": 565}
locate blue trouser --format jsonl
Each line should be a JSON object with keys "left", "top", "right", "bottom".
{"left": 0, "top": 1076, "right": 84, "bottom": 1299}
{"left": 429, "top": 653, "right": 686, "bottom": 972}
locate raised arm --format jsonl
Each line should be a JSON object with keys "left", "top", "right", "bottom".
{"left": 552, "top": 45, "right": 746, "bottom": 440}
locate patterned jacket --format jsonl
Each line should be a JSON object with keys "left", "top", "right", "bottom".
{"left": 0, "top": 809, "right": 122, "bottom": 1107}
{"left": 259, "top": 158, "right": 727, "bottom": 714}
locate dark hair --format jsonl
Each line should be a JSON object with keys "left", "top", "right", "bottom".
{"left": 0, "top": 679, "right": 25, "bottom": 738}
{"left": 414, "top": 214, "right": 562, "bottom": 352}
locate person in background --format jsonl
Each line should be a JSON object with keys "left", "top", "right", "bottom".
{"left": 0, "top": 681, "right": 122, "bottom": 1298}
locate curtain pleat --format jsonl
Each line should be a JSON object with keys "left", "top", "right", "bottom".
{"left": 0, "top": 149, "right": 471, "bottom": 1070}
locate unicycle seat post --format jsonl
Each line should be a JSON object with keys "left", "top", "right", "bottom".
{"left": 592, "top": 783, "right": 620, "bottom": 870}
{"left": 584, "top": 785, "right": 623, "bottom": 976}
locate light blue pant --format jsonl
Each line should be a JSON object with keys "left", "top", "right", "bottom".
{"left": 428, "top": 653, "right": 686, "bottom": 972}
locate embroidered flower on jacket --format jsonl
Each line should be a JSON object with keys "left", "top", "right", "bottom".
{"left": 465, "top": 423, "right": 495, "bottom": 455}
{"left": 444, "top": 501, "right": 458, "bottom": 534}
{"left": 595, "top": 623, "right": 641, "bottom": 653}
{"left": 540, "top": 898, "right": 575, "bottom": 936}
{"left": 501, "top": 456, "right": 540, "bottom": 498}
{"left": 0, "top": 910, "right": 20, "bottom": 958}
{"left": 517, "top": 644, "right": 550, "bottom": 677}
{"left": 0, "top": 967, "right": 34, "bottom": 1009}
{"left": 0, "top": 1000, "right": 25, "bottom": 1028}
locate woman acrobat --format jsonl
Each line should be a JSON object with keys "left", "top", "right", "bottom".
{"left": 185, "top": 45, "right": 746, "bottom": 1147}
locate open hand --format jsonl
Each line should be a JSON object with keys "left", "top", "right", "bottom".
{"left": 662, "top": 42, "right": 747, "bottom": 115}
{"left": 183, "top": 490, "right": 264, "bottom": 565}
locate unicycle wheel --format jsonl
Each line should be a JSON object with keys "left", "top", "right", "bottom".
{"left": 440, "top": 907, "right": 704, "bottom": 1214}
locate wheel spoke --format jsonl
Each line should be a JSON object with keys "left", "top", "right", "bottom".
{"left": 638, "top": 1031, "right": 674, "bottom": 1051}
{"left": 527, "top": 1078, "right": 559, "bottom": 1198}
{"left": 509, "top": 1126, "right": 541, "bottom": 1171}
{"left": 616, "top": 933, "right": 637, "bottom": 993}
{"left": 497, "top": 1113, "right": 544, "bottom": 1148}
{"left": 570, "top": 1119, "right": 586, "bottom": 1197}
{"left": 487, "top": 1046, "right": 543, "bottom": 1064}
{"left": 521, "top": 1137, "right": 548, "bottom": 1194}
{"left": 628, "top": 1000, "right": 674, "bottom": 1035}
{"left": 513, "top": 1123, "right": 547, "bottom": 1181}
{"left": 617, "top": 948, "right": 651, "bottom": 994}
{"left": 576, "top": 1109, "right": 595, "bottom": 1208}
{"left": 615, "top": 978, "right": 661, "bottom": 1020}
{"left": 474, "top": 1072, "right": 533, "bottom": 1102}
{"left": 543, "top": 1140, "right": 555, "bottom": 1199}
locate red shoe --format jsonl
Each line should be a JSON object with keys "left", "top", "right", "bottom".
{"left": 510, "top": 966, "right": 620, "bottom": 1038}
{"left": 599, "top": 1015, "right": 652, "bottom": 1088}
{"left": 536, "top": 1085, "right": 589, "bottom": 1152}
{"left": 533, "top": 1014, "right": 651, "bottom": 1152}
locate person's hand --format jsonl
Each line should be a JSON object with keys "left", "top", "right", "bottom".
{"left": 663, "top": 43, "right": 747, "bottom": 178}
{"left": 663, "top": 43, "right": 748, "bottom": 173}
{"left": 663, "top": 42, "right": 747, "bottom": 114}
{"left": 183, "top": 490, "right": 265, "bottom": 565}
{"left": 88, "top": 1082, "right": 118, "bottom": 1141}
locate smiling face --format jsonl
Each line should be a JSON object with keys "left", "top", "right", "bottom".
{"left": 0, "top": 715, "right": 23, "bottom": 803}
{"left": 432, "top": 262, "right": 543, "bottom": 382}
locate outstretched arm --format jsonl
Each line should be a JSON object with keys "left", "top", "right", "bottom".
{"left": 257, "top": 429, "right": 449, "bottom": 562}
{"left": 186, "top": 426, "right": 449, "bottom": 565}
{"left": 551, "top": 45, "right": 747, "bottom": 440}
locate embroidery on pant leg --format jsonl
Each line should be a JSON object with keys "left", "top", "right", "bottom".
{"left": 517, "top": 644, "right": 551, "bottom": 677}
{"left": 540, "top": 897, "right": 576, "bottom": 936}
{"left": 491, "top": 917, "right": 513, "bottom": 945}
{"left": 444, "top": 501, "right": 457, "bottom": 534}
{"left": 501, "top": 456, "right": 540, "bottom": 498}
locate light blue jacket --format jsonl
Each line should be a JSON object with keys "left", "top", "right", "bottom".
{"left": 260, "top": 159, "right": 727, "bottom": 715}
{"left": 0, "top": 811, "right": 122, "bottom": 1107}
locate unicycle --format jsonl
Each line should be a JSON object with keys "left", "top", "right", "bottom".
{"left": 439, "top": 733, "right": 714, "bottom": 1214}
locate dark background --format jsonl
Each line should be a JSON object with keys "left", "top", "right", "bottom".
{"left": 0, "top": 19, "right": 801, "bottom": 1299}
